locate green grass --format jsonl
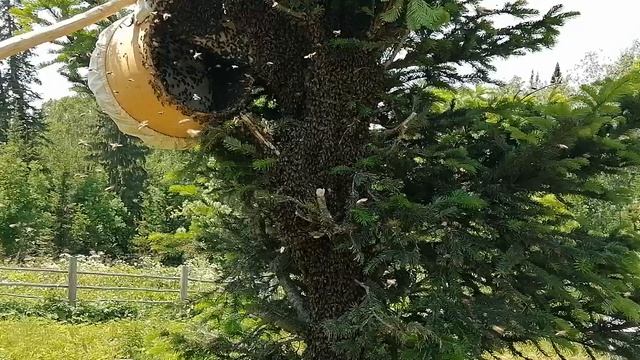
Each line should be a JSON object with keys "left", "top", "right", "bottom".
{"left": 0, "top": 318, "right": 184, "bottom": 360}
{"left": 0, "top": 318, "right": 612, "bottom": 360}
{"left": 484, "top": 342, "right": 611, "bottom": 359}
{"left": 0, "top": 258, "right": 216, "bottom": 359}
{"left": 0, "top": 259, "right": 217, "bottom": 359}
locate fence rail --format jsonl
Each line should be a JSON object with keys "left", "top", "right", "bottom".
{"left": 0, "top": 282, "right": 68, "bottom": 289}
{"left": 0, "top": 256, "right": 214, "bottom": 305}
{"left": 0, "top": 266, "right": 68, "bottom": 274}
{"left": 77, "top": 270, "right": 180, "bottom": 281}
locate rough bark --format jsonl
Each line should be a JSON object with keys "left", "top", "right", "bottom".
{"left": 241, "top": 7, "right": 384, "bottom": 357}
{"left": 269, "top": 41, "right": 384, "bottom": 360}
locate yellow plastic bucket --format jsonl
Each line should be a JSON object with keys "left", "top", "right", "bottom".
{"left": 89, "top": 14, "right": 203, "bottom": 149}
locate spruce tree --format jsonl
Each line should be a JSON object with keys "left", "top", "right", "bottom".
{"left": 136, "top": 1, "right": 640, "bottom": 359}
{"left": 529, "top": 70, "right": 544, "bottom": 90}
{"left": 0, "top": 0, "right": 43, "bottom": 147}
{"left": 551, "top": 61, "right": 563, "bottom": 84}
{"left": 89, "top": 115, "right": 148, "bottom": 224}
{"left": 0, "top": 9, "right": 9, "bottom": 143}
{"left": 0, "top": 68, "right": 9, "bottom": 143}
{"left": 17, "top": 1, "right": 640, "bottom": 359}
{"left": 529, "top": 69, "right": 535, "bottom": 89}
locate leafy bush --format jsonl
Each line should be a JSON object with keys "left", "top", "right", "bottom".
{"left": 0, "top": 299, "right": 138, "bottom": 323}
{"left": 0, "top": 140, "right": 53, "bottom": 258}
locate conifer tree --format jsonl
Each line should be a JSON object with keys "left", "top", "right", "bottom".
{"left": 0, "top": 0, "right": 43, "bottom": 147}
{"left": 551, "top": 61, "right": 563, "bottom": 84}
{"left": 138, "top": 1, "right": 640, "bottom": 359}
{"left": 529, "top": 69, "right": 535, "bottom": 89}
{"left": 0, "top": 68, "right": 9, "bottom": 143}
{"left": 17, "top": 1, "right": 640, "bottom": 359}
{"left": 528, "top": 70, "right": 544, "bottom": 90}
{"left": 89, "top": 116, "right": 148, "bottom": 224}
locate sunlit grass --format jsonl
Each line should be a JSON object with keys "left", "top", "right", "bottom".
{"left": 483, "top": 341, "right": 612, "bottom": 359}
{"left": 0, "top": 318, "right": 184, "bottom": 360}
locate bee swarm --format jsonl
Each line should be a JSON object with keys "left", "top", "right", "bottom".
{"left": 144, "top": 0, "right": 253, "bottom": 125}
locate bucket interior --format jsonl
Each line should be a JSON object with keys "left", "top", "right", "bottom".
{"left": 142, "top": 0, "right": 252, "bottom": 120}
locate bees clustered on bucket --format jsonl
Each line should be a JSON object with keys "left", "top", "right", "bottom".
{"left": 142, "top": 0, "right": 255, "bottom": 127}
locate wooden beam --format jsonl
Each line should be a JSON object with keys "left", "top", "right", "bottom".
{"left": 0, "top": 0, "right": 136, "bottom": 60}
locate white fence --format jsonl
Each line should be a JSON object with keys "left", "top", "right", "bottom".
{"left": 0, "top": 257, "right": 215, "bottom": 305}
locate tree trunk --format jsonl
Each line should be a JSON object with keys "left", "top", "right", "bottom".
{"left": 234, "top": 6, "right": 384, "bottom": 356}
{"left": 271, "top": 47, "right": 383, "bottom": 358}
{"left": 150, "top": 1, "right": 385, "bottom": 356}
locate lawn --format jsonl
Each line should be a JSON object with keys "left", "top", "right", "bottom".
{"left": 0, "top": 318, "right": 184, "bottom": 360}
{"left": 485, "top": 343, "right": 611, "bottom": 360}
{"left": 0, "top": 317, "right": 612, "bottom": 360}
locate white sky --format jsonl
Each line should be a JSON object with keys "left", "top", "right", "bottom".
{"left": 488, "top": 0, "right": 640, "bottom": 83}
{"left": 32, "top": 0, "right": 640, "bottom": 101}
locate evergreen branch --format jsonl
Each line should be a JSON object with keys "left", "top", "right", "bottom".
{"left": 277, "top": 271, "right": 310, "bottom": 324}
{"left": 237, "top": 113, "right": 280, "bottom": 156}
{"left": 379, "top": 111, "right": 419, "bottom": 151}
{"left": 382, "top": 111, "right": 417, "bottom": 137}
{"left": 248, "top": 303, "right": 306, "bottom": 335}
{"left": 295, "top": 209, "right": 314, "bottom": 223}
{"left": 313, "top": 188, "right": 357, "bottom": 238}
{"left": 383, "top": 31, "right": 410, "bottom": 69}
{"left": 585, "top": 347, "right": 598, "bottom": 360}
{"left": 271, "top": 254, "right": 310, "bottom": 324}
{"left": 380, "top": 93, "right": 420, "bottom": 140}
{"left": 508, "top": 343, "right": 535, "bottom": 360}
{"left": 550, "top": 341, "right": 569, "bottom": 360}
{"left": 533, "top": 341, "right": 554, "bottom": 358}
{"left": 369, "top": 0, "right": 403, "bottom": 38}
{"left": 517, "top": 83, "right": 558, "bottom": 101}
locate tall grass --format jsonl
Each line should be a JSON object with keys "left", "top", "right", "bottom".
{"left": 0, "top": 318, "right": 184, "bottom": 360}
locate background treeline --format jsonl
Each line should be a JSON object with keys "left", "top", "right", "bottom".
{"left": 0, "top": 0, "right": 201, "bottom": 263}
{"left": 0, "top": 94, "right": 196, "bottom": 262}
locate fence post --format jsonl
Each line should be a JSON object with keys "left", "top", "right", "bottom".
{"left": 180, "top": 265, "right": 189, "bottom": 302}
{"left": 67, "top": 256, "right": 78, "bottom": 306}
